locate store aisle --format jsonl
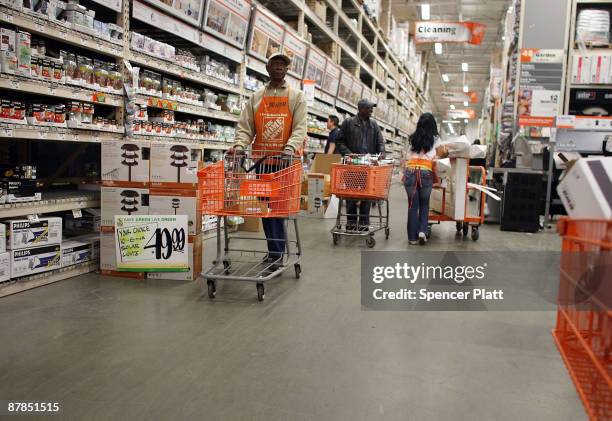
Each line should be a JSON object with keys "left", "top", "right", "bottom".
{"left": 0, "top": 184, "right": 584, "bottom": 421}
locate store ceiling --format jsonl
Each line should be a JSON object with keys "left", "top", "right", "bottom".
{"left": 392, "top": 0, "right": 512, "bottom": 131}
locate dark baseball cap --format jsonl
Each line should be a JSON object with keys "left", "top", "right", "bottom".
{"left": 357, "top": 99, "right": 377, "bottom": 109}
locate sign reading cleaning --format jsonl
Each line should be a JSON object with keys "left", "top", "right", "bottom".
{"left": 114, "top": 215, "right": 188, "bottom": 272}
{"left": 414, "top": 21, "right": 486, "bottom": 44}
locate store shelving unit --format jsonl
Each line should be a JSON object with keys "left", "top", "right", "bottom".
{"left": 0, "top": 191, "right": 100, "bottom": 218}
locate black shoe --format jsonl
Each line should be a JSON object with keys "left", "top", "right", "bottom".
{"left": 346, "top": 225, "right": 357, "bottom": 232}
{"left": 358, "top": 226, "right": 369, "bottom": 232}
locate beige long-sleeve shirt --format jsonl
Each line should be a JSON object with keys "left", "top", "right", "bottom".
{"left": 234, "top": 81, "right": 307, "bottom": 152}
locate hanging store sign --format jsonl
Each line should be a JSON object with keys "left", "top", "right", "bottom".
{"left": 304, "top": 47, "right": 327, "bottom": 88}
{"left": 441, "top": 91, "right": 479, "bottom": 103}
{"left": 351, "top": 77, "right": 363, "bottom": 105}
{"left": 518, "top": 49, "right": 564, "bottom": 127}
{"left": 202, "top": 0, "right": 252, "bottom": 49}
{"left": 414, "top": 21, "right": 486, "bottom": 45}
{"left": 282, "top": 29, "right": 308, "bottom": 79}
{"left": 248, "top": 6, "right": 285, "bottom": 62}
{"left": 322, "top": 59, "right": 341, "bottom": 96}
{"left": 114, "top": 215, "right": 189, "bottom": 272}
{"left": 447, "top": 109, "right": 476, "bottom": 119}
{"left": 338, "top": 70, "right": 353, "bottom": 103}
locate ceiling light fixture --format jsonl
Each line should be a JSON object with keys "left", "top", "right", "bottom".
{"left": 434, "top": 42, "right": 443, "bottom": 54}
{"left": 421, "top": 4, "right": 430, "bottom": 20}
{"left": 463, "top": 101, "right": 469, "bottom": 107}
{"left": 464, "top": 119, "right": 469, "bottom": 123}
{"left": 442, "top": 74, "right": 449, "bottom": 82}
{"left": 450, "top": 104, "right": 456, "bottom": 110}
{"left": 508, "top": 6, "right": 513, "bottom": 14}
{"left": 463, "top": 85, "right": 469, "bottom": 93}
{"left": 461, "top": 62, "right": 469, "bottom": 72}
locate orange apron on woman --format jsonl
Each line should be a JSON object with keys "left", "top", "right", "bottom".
{"left": 253, "top": 87, "right": 293, "bottom": 154}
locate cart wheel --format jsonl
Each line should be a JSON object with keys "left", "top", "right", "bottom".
{"left": 256, "top": 283, "right": 265, "bottom": 301}
{"left": 385, "top": 227, "right": 390, "bottom": 240}
{"left": 456, "top": 222, "right": 463, "bottom": 232}
{"left": 207, "top": 280, "right": 216, "bottom": 299}
{"left": 294, "top": 263, "right": 301, "bottom": 279}
{"left": 426, "top": 225, "right": 432, "bottom": 239}
{"left": 332, "top": 233, "right": 340, "bottom": 245}
{"left": 462, "top": 223, "right": 469, "bottom": 237}
{"left": 366, "top": 236, "right": 376, "bottom": 248}
{"left": 471, "top": 227, "right": 480, "bottom": 241}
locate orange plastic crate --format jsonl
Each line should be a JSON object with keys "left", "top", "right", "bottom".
{"left": 197, "top": 159, "right": 302, "bottom": 217}
{"left": 330, "top": 163, "right": 393, "bottom": 199}
{"left": 553, "top": 218, "right": 612, "bottom": 421}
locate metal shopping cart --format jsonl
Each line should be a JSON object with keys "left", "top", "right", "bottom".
{"left": 553, "top": 218, "right": 611, "bottom": 421}
{"left": 428, "top": 165, "right": 487, "bottom": 241}
{"left": 329, "top": 155, "right": 393, "bottom": 248}
{"left": 197, "top": 150, "right": 303, "bottom": 301}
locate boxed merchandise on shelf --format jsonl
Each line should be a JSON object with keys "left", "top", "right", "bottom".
{"left": 101, "top": 139, "right": 151, "bottom": 184}
{"left": 557, "top": 157, "right": 612, "bottom": 219}
{"left": 150, "top": 141, "right": 201, "bottom": 187}
{"left": 5, "top": 217, "right": 62, "bottom": 250}
{"left": 149, "top": 187, "right": 202, "bottom": 235}
{"left": 0, "top": 223, "right": 5, "bottom": 253}
{"left": 147, "top": 233, "right": 203, "bottom": 281}
{"left": 61, "top": 240, "right": 93, "bottom": 268}
{"left": 0, "top": 179, "right": 41, "bottom": 203}
{"left": 0, "top": 252, "right": 9, "bottom": 282}
{"left": 10, "top": 243, "right": 62, "bottom": 279}
{"left": 100, "top": 185, "right": 150, "bottom": 227}
{"left": 571, "top": 52, "right": 612, "bottom": 85}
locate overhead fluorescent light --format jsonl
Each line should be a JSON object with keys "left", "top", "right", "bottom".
{"left": 421, "top": 4, "right": 430, "bottom": 20}
{"left": 442, "top": 74, "right": 449, "bottom": 82}
{"left": 434, "top": 43, "right": 443, "bottom": 55}
{"left": 502, "top": 36, "right": 506, "bottom": 41}
{"left": 463, "top": 85, "right": 469, "bottom": 93}
{"left": 442, "top": 120, "right": 460, "bottom": 124}
{"left": 464, "top": 119, "right": 468, "bottom": 123}
{"left": 461, "top": 62, "right": 469, "bottom": 72}
{"left": 508, "top": 6, "right": 513, "bottom": 14}
{"left": 450, "top": 104, "right": 456, "bottom": 110}
{"left": 463, "top": 101, "right": 469, "bottom": 107}
{"left": 448, "top": 124, "right": 455, "bottom": 134}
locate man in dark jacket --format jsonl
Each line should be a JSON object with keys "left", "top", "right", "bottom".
{"left": 335, "top": 99, "right": 385, "bottom": 231}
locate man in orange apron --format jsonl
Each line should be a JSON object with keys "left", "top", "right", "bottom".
{"left": 232, "top": 52, "right": 307, "bottom": 268}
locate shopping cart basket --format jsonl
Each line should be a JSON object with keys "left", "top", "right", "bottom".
{"left": 428, "top": 165, "right": 487, "bottom": 241}
{"left": 198, "top": 150, "right": 303, "bottom": 301}
{"left": 553, "top": 218, "right": 612, "bottom": 420}
{"left": 329, "top": 155, "right": 393, "bottom": 248}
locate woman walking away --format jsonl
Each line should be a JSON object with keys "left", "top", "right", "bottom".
{"left": 403, "top": 113, "right": 448, "bottom": 245}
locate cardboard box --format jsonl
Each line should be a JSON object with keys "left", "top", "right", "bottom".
{"left": 147, "top": 234, "right": 203, "bottom": 281}
{"left": 1, "top": 27, "right": 16, "bottom": 53}
{"left": 149, "top": 187, "right": 201, "bottom": 235}
{"left": 101, "top": 139, "right": 150, "bottom": 185}
{"left": 0, "top": 252, "right": 10, "bottom": 282}
{"left": 101, "top": 185, "right": 149, "bottom": 227}
{"left": 310, "top": 153, "right": 341, "bottom": 175}
{"left": 100, "top": 229, "right": 144, "bottom": 279}
{"left": 150, "top": 141, "right": 201, "bottom": 187}
{"left": 10, "top": 244, "right": 61, "bottom": 278}
{"left": 72, "top": 233, "right": 101, "bottom": 262}
{"left": 306, "top": 0, "right": 326, "bottom": 21}
{"left": 571, "top": 55, "right": 581, "bottom": 84}
{"left": 430, "top": 158, "right": 468, "bottom": 220}
{"left": 16, "top": 31, "right": 31, "bottom": 77}
{"left": 307, "top": 173, "right": 330, "bottom": 217}
{"left": 557, "top": 157, "right": 612, "bottom": 219}
{"left": 0, "top": 223, "right": 5, "bottom": 254}
{"left": 64, "top": 208, "right": 101, "bottom": 233}
{"left": 61, "top": 240, "right": 92, "bottom": 267}
{"left": 239, "top": 216, "right": 262, "bottom": 232}
{"left": 6, "top": 217, "right": 62, "bottom": 250}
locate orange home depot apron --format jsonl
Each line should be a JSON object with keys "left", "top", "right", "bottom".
{"left": 253, "top": 87, "right": 293, "bottom": 154}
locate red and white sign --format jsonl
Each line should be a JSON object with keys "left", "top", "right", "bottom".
{"left": 282, "top": 28, "right": 308, "bottom": 78}
{"left": 248, "top": 6, "right": 285, "bottom": 61}
{"left": 415, "top": 21, "right": 486, "bottom": 45}
{"left": 447, "top": 109, "right": 476, "bottom": 120}
{"left": 520, "top": 49, "right": 564, "bottom": 64}
{"left": 303, "top": 80, "right": 315, "bottom": 106}
{"left": 304, "top": 47, "right": 326, "bottom": 88}
{"left": 203, "top": 0, "right": 252, "bottom": 49}
{"left": 441, "top": 91, "right": 478, "bottom": 103}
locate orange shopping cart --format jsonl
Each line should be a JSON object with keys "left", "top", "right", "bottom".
{"left": 330, "top": 155, "right": 393, "bottom": 248}
{"left": 553, "top": 218, "right": 611, "bottom": 420}
{"left": 197, "top": 150, "right": 303, "bottom": 301}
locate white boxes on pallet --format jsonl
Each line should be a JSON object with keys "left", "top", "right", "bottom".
{"left": 0, "top": 252, "right": 10, "bottom": 282}
{"left": 430, "top": 158, "right": 469, "bottom": 220}
{"left": 5, "top": 217, "right": 62, "bottom": 250}
{"left": 0, "top": 223, "right": 5, "bottom": 253}
{"left": 10, "top": 244, "right": 62, "bottom": 278}
{"left": 557, "top": 157, "right": 612, "bottom": 219}
{"left": 149, "top": 141, "right": 201, "bottom": 187}
{"left": 100, "top": 186, "right": 150, "bottom": 227}
{"left": 101, "top": 139, "right": 150, "bottom": 184}
{"left": 61, "top": 240, "right": 93, "bottom": 267}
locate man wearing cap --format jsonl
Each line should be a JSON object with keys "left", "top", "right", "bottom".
{"left": 232, "top": 53, "right": 307, "bottom": 268}
{"left": 335, "top": 99, "right": 385, "bottom": 231}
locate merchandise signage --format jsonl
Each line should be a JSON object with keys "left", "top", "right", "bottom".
{"left": 351, "top": 76, "right": 363, "bottom": 105}
{"left": 303, "top": 80, "right": 315, "bottom": 106}
{"left": 447, "top": 109, "right": 476, "bottom": 119}
{"left": 322, "top": 59, "right": 341, "bottom": 96}
{"left": 200, "top": 33, "right": 243, "bottom": 63}
{"left": 414, "top": 21, "right": 486, "bottom": 45}
{"left": 338, "top": 70, "right": 353, "bottom": 102}
{"left": 133, "top": 1, "right": 200, "bottom": 45}
{"left": 114, "top": 215, "right": 189, "bottom": 272}
{"left": 248, "top": 7, "right": 285, "bottom": 62}
{"left": 283, "top": 29, "right": 308, "bottom": 79}
{"left": 519, "top": 49, "right": 564, "bottom": 127}
{"left": 441, "top": 91, "right": 478, "bottom": 103}
{"left": 304, "top": 47, "right": 327, "bottom": 88}
{"left": 142, "top": 0, "right": 205, "bottom": 26}
{"left": 202, "top": 0, "right": 252, "bottom": 49}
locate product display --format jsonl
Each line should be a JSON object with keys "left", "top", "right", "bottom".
{"left": 101, "top": 140, "right": 151, "bottom": 184}
{"left": 150, "top": 141, "right": 201, "bottom": 187}
{"left": 10, "top": 244, "right": 61, "bottom": 278}
{"left": 576, "top": 9, "right": 610, "bottom": 45}
{"left": 149, "top": 187, "right": 201, "bottom": 235}
{"left": 61, "top": 240, "right": 92, "bottom": 267}
{"left": 0, "top": 252, "right": 9, "bottom": 283}
{"left": 101, "top": 186, "right": 150, "bottom": 226}
{"left": 5, "top": 217, "right": 62, "bottom": 250}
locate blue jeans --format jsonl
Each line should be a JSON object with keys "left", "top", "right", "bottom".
{"left": 403, "top": 169, "right": 433, "bottom": 241}
{"left": 256, "top": 161, "right": 286, "bottom": 259}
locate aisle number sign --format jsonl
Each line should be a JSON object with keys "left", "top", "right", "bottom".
{"left": 415, "top": 22, "right": 486, "bottom": 45}
{"left": 447, "top": 109, "right": 476, "bottom": 120}
{"left": 114, "top": 215, "right": 188, "bottom": 272}
{"left": 441, "top": 91, "right": 479, "bottom": 103}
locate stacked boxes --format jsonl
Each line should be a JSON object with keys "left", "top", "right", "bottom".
{"left": 572, "top": 53, "right": 612, "bottom": 85}
{"left": 0, "top": 223, "right": 7, "bottom": 282}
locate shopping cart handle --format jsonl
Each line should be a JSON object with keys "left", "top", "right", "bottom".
{"left": 241, "top": 154, "right": 288, "bottom": 173}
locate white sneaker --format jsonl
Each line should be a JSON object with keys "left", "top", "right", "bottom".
{"left": 418, "top": 232, "right": 427, "bottom": 245}
{"left": 409, "top": 240, "right": 418, "bottom": 245}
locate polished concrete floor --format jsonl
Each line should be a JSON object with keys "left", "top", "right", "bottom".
{"left": 0, "top": 184, "right": 585, "bottom": 421}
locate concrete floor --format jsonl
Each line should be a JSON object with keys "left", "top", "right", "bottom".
{"left": 0, "top": 184, "right": 585, "bottom": 421}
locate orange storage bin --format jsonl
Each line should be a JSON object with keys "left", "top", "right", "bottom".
{"left": 330, "top": 163, "right": 393, "bottom": 199}
{"left": 553, "top": 218, "right": 612, "bottom": 421}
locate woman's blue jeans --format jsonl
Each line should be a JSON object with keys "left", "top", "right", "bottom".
{"left": 403, "top": 168, "right": 433, "bottom": 242}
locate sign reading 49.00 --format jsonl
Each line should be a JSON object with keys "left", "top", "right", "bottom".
{"left": 114, "top": 215, "right": 189, "bottom": 272}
